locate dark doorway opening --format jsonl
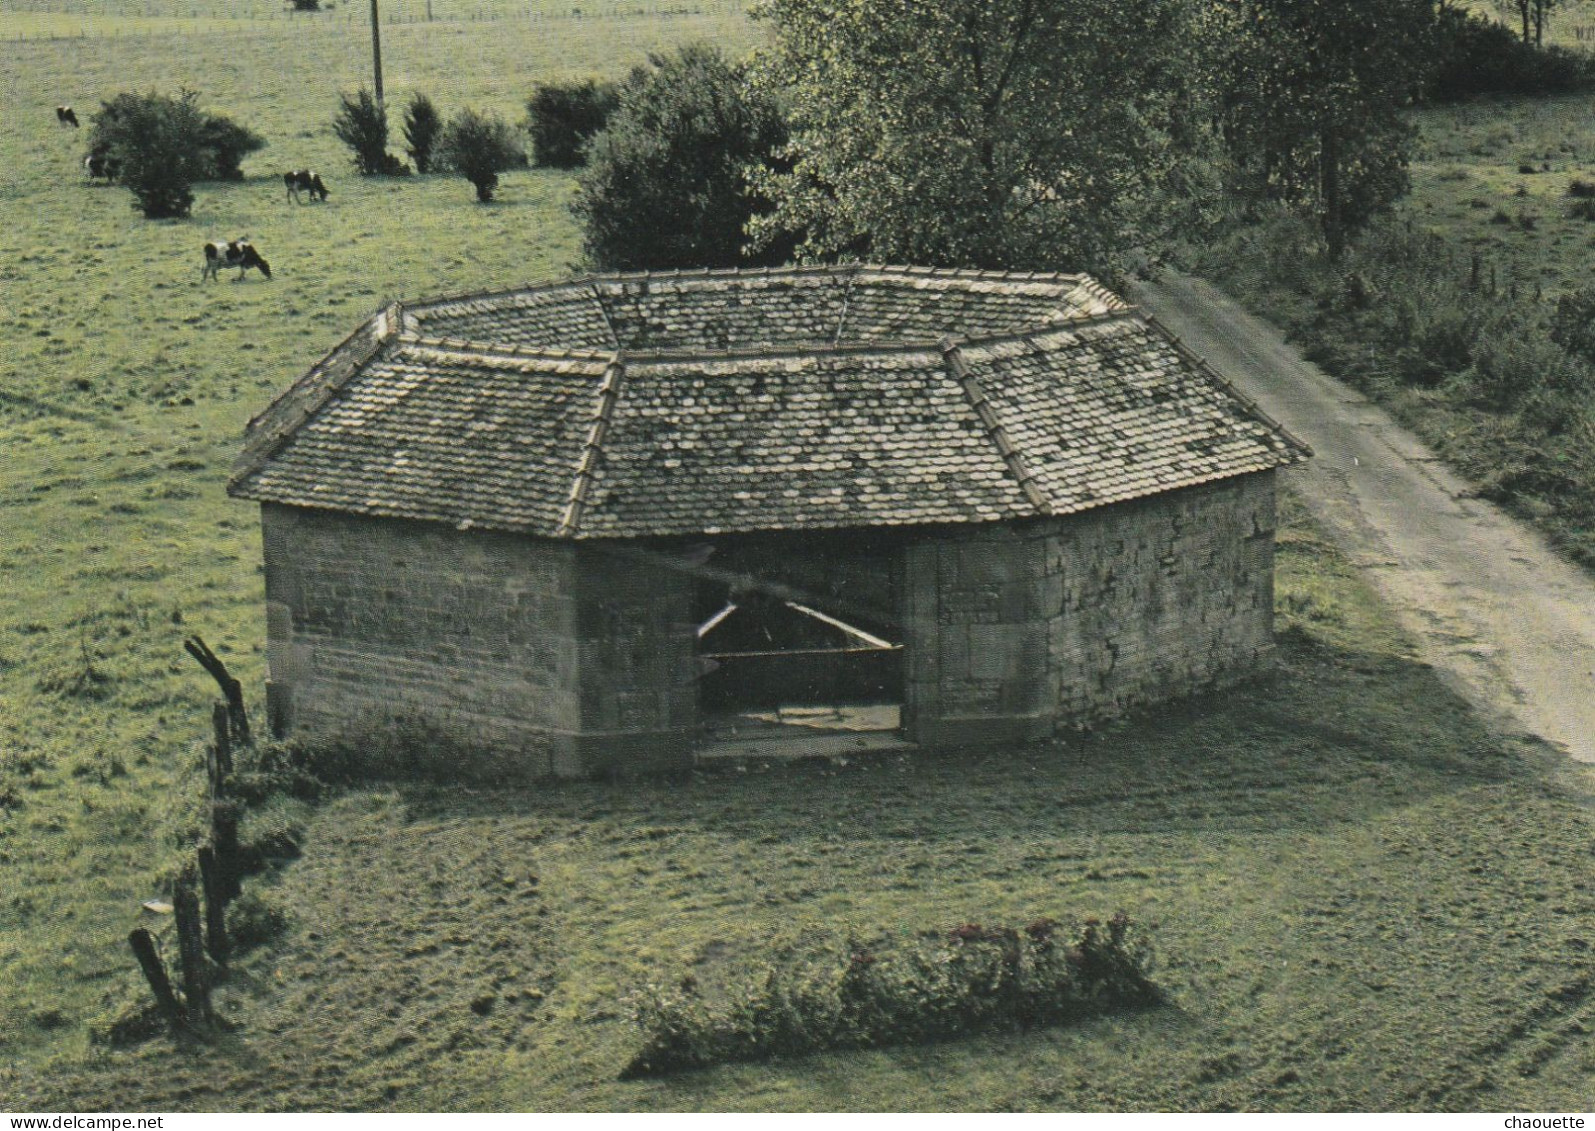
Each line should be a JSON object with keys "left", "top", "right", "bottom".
{"left": 688, "top": 534, "right": 906, "bottom": 754}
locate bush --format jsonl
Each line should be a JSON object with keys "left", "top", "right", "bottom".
{"left": 1428, "top": 9, "right": 1595, "bottom": 101}
{"left": 573, "top": 44, "right": 791, "bottom": 270}
{"left": 1462, "top": 330, "right": 1583, "bottom": 410}
{"left": 290, "top": 0, "right": 320, "bottom": 8}
{"left": 524, "top": 79, "right": 618, "bottom": 168}
{"left": 622, "top": 914, "right": 1160, "bottom": 1077}
{"left": 89, "top": 91, "right": 209, "bottom": 218}
{"left": 402, "top": 92, "right": 441, "bottom": 175}
{"left": 196, "top": 112, "right": 265, "bottom": 180}
{"left": 332, "top": 88, "right": 393, "bottom": 176}
{"left": 436, "top": 107, "right": 524, "bottom": 202}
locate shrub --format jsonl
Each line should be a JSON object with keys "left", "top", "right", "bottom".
{"left": 89, "top": 91, "right": 209, "bottom": 218}
{"left": 1462, "top": 331, "right": 1580, "bottom": 410}
{"left": 1428, "top": 9, "right": 1595, "bottom": 101}
{"left": 1571, "top": 198, "right": 1595, "bottom": 221}
{"left": 402, "top": 92, "right": 441, "bottom": 175}
{"left": 1569, "top": 179, "right": 1595, "bottom": 198}
{"left": 573, "top": 44, "right": 791, "bottom": 270}
{"left": 332, "top": 88, "right": 393, "bottom": 176}
{"left": 524, "top": 79, "right": 618, "bottom": 168}
{"left": 622, "top": 914, "right": 1160, "bottom": 1077}
{"left": 196, "top": 112, "right": 265, "bottom": 180}
{"left": 437, "top": 107, "right": 525, "bottom": 202}
{"left": 290, "top": 0, "right": 320, "bottom": 8}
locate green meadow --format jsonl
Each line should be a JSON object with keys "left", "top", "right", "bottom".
{"left": 0, "top": 2, "right": 1593, "bottom": 1112}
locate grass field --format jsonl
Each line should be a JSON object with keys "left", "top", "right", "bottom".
{"left": 1, "top": 3, "right": 1594, "bottom": 1112}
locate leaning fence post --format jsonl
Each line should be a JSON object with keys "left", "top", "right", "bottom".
{"left": 128, "top": 928, "right": 184, "bottom": 1031}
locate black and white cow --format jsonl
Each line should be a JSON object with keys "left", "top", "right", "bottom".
{"left": 202, "top": 239, "right": 272, "bottom": 282}
{"left": 83, "top": 151, "right": 119, "bottom": 182}
{"left": 284, "top": 169, "right": 329, "bottom": 203}
{"left": 56, "top": 105, "right": 79, "bottom": 128}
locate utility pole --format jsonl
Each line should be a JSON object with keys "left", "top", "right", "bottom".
{"left": 369, "top": 0, "right": 384, "bottom": 104}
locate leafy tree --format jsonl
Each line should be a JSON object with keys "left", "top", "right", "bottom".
{"left": 90, "top": 91, "right": 209, "bottom": 218}
{"left": 748, "top": 0, "right": 1212, "bottom": 273}
{"left": 437, "top": 107, "right": 524, "bottom": 201}
{"left": 524, "top": 79, "right": 618, "bottom": 168}
{"left": 402, "top": 92, "right": 442, "bottom": 174}
{"left": 572, "top": 45, "right": 790, "bottom": 270}
{"left": 1214, "top": 0, "right": 1434, "bottom": 258}
{"left": 332, "top": 88, "right": 393, "bottom": 175}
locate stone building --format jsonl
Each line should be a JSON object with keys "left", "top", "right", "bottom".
{"left": 229, "top": 266, "right": 1308, "bottom": 779}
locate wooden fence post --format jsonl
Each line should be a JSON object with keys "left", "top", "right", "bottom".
{"left": 198, "top": 846, "right": 231, "bottom": 964}
{"left": 173, "top": 881, "right": 211, "bottom": 1025}
{"left": 128, "top": 928, "right": 184, "bottom": 1031}
{"left": 184, "top": 635, "right": 250, "bottom": 747}
{"left": 212, "top": 701, "right": 233, "bottom": 780}
{"left": 212, "top": 800, "right": 242, "bottom": 901}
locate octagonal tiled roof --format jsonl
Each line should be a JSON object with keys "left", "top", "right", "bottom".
{"left": 229, "top": 265, "right": 1307, "bottom": 538}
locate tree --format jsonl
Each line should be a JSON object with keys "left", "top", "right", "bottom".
{"left": 747, "top": 0, "right": 1212, "bottom": 273}
{"left": 437, "top": 108, "right": 524, "bottom": 201}
{"left": 90, "top": 91, "right": 208, "bottom": 218}
{"left": 402, "top": 92, "right": 441, "bottom": 174}
{"left": 524, "top": 79, "right": 618, "bottom": 168}
{"left": 1498, "top": 0, "right": 1557, "bottom": 44}
{"left": 1215, "top": 0, "right": 1433, "bottom": 258}
{"left": 332, "top": 88, "right": 393, "bottom": 175}
{"left": 572, "top": 45, "right": 790, "bottom": 270}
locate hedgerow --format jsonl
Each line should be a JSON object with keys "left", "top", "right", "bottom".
{"left": 622, "top": 914, "right": 1160, "bottom": 1077}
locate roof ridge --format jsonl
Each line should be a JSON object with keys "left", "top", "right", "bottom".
{"left": 955, "top": 305, "right": 1143, "bottom": 352}
{"left": 228, "top": 302, "right": 403, "bottom": 493}
{"left": 403, "top": 336, "right": 615, "bottom": 363}
{"left": 831, "top": 270, "right": 858, "bottom": 346}
{"left": 589, "top": 282, "right": 621, "bottom": 350}
{"left": 940, "top": 339, "right": 1053, "bottom": 515}
{"left": 1140, "top": 313, "right": 1314, "bottom": 459}
{"left": 554, "top": 355, "right": 626, "bottom": 538}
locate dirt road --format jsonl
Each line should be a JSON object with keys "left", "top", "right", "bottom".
{"left": 1132, "top": 271, "right": 1595, "bottom": 764}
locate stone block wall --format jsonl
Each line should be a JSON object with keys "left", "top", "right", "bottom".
{"left": 903, "top": 471, "right": 1276, "bottom": 743}
{"left": 260, "top": 471, "right": 1275, "bottom": 777}
{"left": 260, "top": 505, "right": 694, "bottom": 780}
{"left": 1044, "top": 471, "right": 1276, "bottom": 723}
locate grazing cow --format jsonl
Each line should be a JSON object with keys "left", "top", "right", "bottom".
{"left": 56, "top": 105, "right": 79, "bottom": 128}
{"left": 284, "top": 169, "right": 329, "bottom": 203}
{"left": 202, "top": 239, "right": 272, "bottom": 282}
{"left": 83, "top": 151, "right": 119, "bottom": 182}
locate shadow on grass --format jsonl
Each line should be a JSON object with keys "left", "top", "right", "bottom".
{"left": 395, "top": 633, "right": 1522, "bottom": 847}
